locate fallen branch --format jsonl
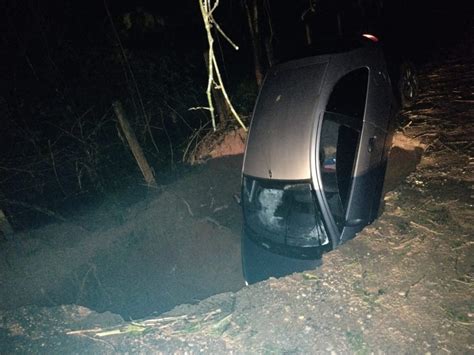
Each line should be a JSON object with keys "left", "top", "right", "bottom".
{"left": 182, "top": 122, "right": 211, "bottom": 163}
{"left": 4, "top": 199, "right": 67, "bottom": 222}
{"left": 67, "top": 328, "right": 103, "bottom": 335}
{"left": 67, "top": 308, "right": 228, "bottom": 338}
{"left": 410, "top": 221, "right": 443, "bottom": 235}
{"left": 181, "top": 197, "right": 194, "bottom": 217}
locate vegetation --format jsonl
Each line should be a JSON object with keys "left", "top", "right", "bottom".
{"left": 0, "top": 1, "right": 259, "bottom": 231}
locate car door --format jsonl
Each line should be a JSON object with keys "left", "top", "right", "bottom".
{"left": 316, "top": 64, "right": 391, "bottom": 245}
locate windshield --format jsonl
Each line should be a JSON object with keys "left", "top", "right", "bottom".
{"left": 242, "top": 176, "right": 330, "bottom": 249}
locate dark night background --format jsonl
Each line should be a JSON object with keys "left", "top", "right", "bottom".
{"left": 0, "top": 0, "right": 471, "bottom": 231}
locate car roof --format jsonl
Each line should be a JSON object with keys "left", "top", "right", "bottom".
{"left": 280, "top": 35, "right": 377, "bottom": 62}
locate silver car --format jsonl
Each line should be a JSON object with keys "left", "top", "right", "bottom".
{"left": 241, "top": 44, "right": 396, "bottom": 283}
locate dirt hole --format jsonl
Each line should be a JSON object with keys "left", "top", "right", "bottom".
{"left": 0, "top": 133, "right": 424, "bottom": 319}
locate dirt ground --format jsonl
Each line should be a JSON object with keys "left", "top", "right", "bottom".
{"left": 1, "top": 38, "right": 473, "bottom": 353}
{"left": 0, "top": 154, "right": 246, "bottom": 319}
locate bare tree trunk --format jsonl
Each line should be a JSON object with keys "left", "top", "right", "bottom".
{"left": 263, "top": 0, "right": 275, "bottom": 67}
{"left": 301, "top": 0, "right": 316, "bottom": 46}
{"left": 113, "top": 101, "right": 157, "bottom": 188}
{"left": 197, "top": 0, "right": 247, "bottom": 131}
{"left": 244, "top": 0, "right": 264, "bottom": 87}
{"left": 203, "top": 52, "right": 232, "bottom": 125}
{"left": 337, "top": 12, "right": 343, "bottom": 37}
{"left": 305, "top": 23, "right": 313, "bottom": 45}
{"left": 264, "top": 36, "right": 275, "bottom": 67}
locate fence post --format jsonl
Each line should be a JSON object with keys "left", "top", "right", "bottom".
{"left": 112, "top": 101, "right": 157, "bottom": 188}
{"left": 0, "top": 209, "right": 13, "bottom": 238}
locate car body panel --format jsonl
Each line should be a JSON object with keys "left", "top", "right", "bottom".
{"left": 243, "top": 45, "right": 391, "bottom": 182}
{"left": 243, "top": 59, "right": 328, "bottom": 181}
{"left": 241, "top": 45, "right": 395, "bottom": 282}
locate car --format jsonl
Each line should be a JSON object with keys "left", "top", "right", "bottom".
{"left": 241, "top": 41, "right": 397, "bottom": 283}
{"left": 281, "top": 33, "right": 419, "bottom": 110}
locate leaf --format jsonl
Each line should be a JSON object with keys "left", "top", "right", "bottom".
{"left": 302, "top": 273, "right": 318, "bottom": 280}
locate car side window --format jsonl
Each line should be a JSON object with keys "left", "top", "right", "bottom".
{"left": 319, "top": 68, "right": 369, "bottom": 230}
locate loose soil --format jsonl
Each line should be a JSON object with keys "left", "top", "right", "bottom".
{"left": 1, "top": 38, "right": 473, "bottom": 353}
{"left": 0, "top": 155, "right": 246, "bottom": 319}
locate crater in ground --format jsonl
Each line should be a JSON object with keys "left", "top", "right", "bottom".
{"left": 0, "top": 132, "right": 423, "bottom": 319}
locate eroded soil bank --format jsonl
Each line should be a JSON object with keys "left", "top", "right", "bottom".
{"left": 0, "top": 155, "right": 246, "bottom": 319}
{"left": 1, "top": 39, "right": 473, "bottom": 353}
